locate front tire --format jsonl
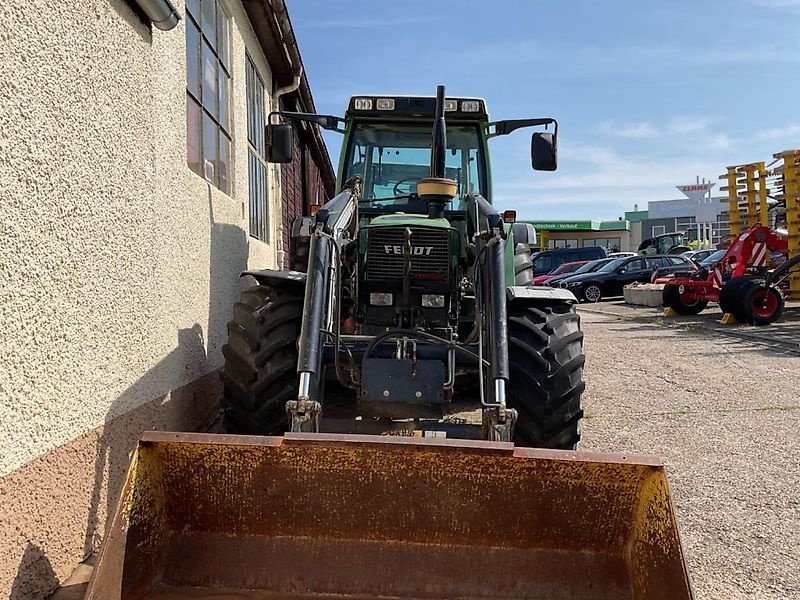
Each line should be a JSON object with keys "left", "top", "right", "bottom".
{"left": 582, "top": 284, "right": 602, "bottom": 303}
{"left": 663, "top": 284, "right": 709, "bottom": 315}
{"left": 507, "top": 303, "right": 585, "bottom": 449}
{"left": 221, "top": 284, "right": 303, "bottom": 434}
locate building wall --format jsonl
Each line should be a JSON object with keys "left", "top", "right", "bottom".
{"left": 640, "top": 217, "right": 678, "bottom": 239}
{"left": 0, "top": 0, "right": 312, "bottom": 595}
{"left": 648, "top": 196, "right": 728, "bottom": 219}
{"left": 280, "top": 124, "right": 327, "bottom": 265}
{"left": 545, "top": 231, "right": 631, "bottom": 252}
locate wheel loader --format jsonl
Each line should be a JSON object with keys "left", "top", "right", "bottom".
{"left": 86, "top": 87, "right": 694, "bottom": 599}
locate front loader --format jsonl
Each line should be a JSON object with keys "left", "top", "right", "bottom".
{"left": 86, "top": 86, "right": 694, "bottom": 599}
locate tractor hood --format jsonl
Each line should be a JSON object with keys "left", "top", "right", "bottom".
{"left": 364, "top": 213, "right": 452, "bottom": 230}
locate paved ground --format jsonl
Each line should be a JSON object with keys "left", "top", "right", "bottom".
{"left": 579, "top": 308, "right": 800, "bottom": 600}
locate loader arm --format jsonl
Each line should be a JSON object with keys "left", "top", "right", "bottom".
{"left": 291, "top": 179, "right": 361, "bottom": 431}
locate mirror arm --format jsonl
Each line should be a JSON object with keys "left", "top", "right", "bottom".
{"left": 268, "top": 110, "right": 346, "bottom": 133}
{"left": 487, "top": 118, "right": 558, "bottom": 139}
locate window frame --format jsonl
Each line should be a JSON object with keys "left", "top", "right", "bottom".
{"left": 185, "top": 0, "right": 232, "bottom": 194}
{"left": 245, "top": 53, "right": 269, "bottom": 242}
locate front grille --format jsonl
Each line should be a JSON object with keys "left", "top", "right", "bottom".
{"left": 366, "top": 226, "right": 450, "bottom": 281}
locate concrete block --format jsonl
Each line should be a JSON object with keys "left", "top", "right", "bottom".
{"left": 623, "top": 283, "right": 665, "bottom": 307}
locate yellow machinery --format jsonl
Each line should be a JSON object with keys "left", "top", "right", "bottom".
{"left": 85, "top": 432, "right": 693, "bottom": 600}
{"left": 721, "top": 151, "right": 800, "bottom": 299}
{"left": 720, "top": 161, "right": 769, "bottom": 235}
{"left": 773, "top": 149, "right": 800, "bottom": 298}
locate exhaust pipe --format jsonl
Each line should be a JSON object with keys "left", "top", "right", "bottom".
{"left": 419, "top": 85, "right": 456, "bottom": 219}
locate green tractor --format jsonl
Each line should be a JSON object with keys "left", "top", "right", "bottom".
{"left": 221, "top": 86, "right": 585, "bottom": 448}
{"left": 638, "top": 231, "right": 691, "bottom": 255}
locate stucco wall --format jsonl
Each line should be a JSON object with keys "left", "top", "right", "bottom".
{"left": 0, "top": 0, "right": 286, "bottom": 593}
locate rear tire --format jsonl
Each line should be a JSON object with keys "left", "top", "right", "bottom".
{"left": 718, "top": 275, "right": 754, "bottom": 318}
{"left": 507, "top": 303, "right": 585, "bottom": 449}
{"left": 221, "top": 285, "right": 303, "bottom": 434}
{"left": 663, "top": 284, "right": 709, "bottom": 315}
{"left": 739, "top": 281, "right": 784, "bottom": 326}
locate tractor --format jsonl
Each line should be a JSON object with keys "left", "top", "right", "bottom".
{"left": 221, "top": 86, "right": 584, "bottom": 448}
{"left": 638, "top": 231, "right": 691, "bottom": 255}
{"left": 86, "top": 86, "right": 694, "bottom": 600}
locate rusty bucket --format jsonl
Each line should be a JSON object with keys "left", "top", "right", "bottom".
{"left": 86, "top": 432, "right": 693, "bottom": 600}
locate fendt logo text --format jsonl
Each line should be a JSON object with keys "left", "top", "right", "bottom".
{"left": 384, "top": 245, "right": 434, "bottom": 256}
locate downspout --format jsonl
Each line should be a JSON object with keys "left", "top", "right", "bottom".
{"left": 133, "top": 0, "right": 181, "bottom": 30}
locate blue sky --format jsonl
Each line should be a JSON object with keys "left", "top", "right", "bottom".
{"left": 287, "top": 0, "right": 800, "bottom": 220}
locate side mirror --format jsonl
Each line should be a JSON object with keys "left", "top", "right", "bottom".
{"left": 617, "top": 267, "right": 627, "bottom": 274}
{"left": 531, "top": 132, "right": 557, "bottom": 171}
{"left": 267, "top": 123, "right": 294, "bottom": 163}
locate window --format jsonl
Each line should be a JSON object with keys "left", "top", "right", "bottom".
{"left": 186, "top": 0, "right": 231, "bottom": 193}
{"left": 531, "top": 254, "right": 554, "bottom": 272}
{"left": 651, "top": 225, "right": 666, "bottom": 237}
{"left": 645, "top": 257, "right": 665, "bottom": 269}
{"left": 583, "top": 237, "right": 621, "bottom": 252}
{"left": 667, "top": 256, "right": 688, "bottom": 266}
{"left": 246, "top": 56, "right": 268, "bottom": 241}
{"left": 550, "top": 239, "right": 579, "bottom": 248}
{"left": 625, "top": 258, "right": 645, "bottom": 271}
{"left": 343, "top": 123, "right": 483, "bottom": 209}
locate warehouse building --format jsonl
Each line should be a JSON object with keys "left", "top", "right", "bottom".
{"left": 0, "top": 0, "right": 333, "bottom": 596}
{"left": 626, "top": 198, "right": 732, "bottom": 249}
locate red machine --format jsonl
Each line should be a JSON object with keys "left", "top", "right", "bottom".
{"left": 661, "top": 224, "right": 787, "bottom": 325}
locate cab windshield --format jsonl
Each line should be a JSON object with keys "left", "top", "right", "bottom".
{"left": 343, "top": 123, "right": 484, "bottom": 210}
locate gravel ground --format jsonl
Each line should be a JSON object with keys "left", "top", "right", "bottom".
{"left": 579, "top": 309, "right": 800, "bottom": 600}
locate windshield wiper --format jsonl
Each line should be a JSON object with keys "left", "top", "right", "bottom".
{"left": 358, "top": 194, "right": 414, "bottom": 203}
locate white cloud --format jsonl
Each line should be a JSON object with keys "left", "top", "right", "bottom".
{"left": 708, "top": 134, "right": 732, "bottom": 150}
{"left": 759, "top": 124, "right": 800, "bottom": 140}
{"left": 599, "top": 121, "right": 659, "bottom": 139}
{"left": 668, "top": 117, "right": 712, "bottom": 135}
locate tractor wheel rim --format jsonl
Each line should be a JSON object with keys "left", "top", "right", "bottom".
{"left": 585, "top": 286, "right": 601, "bottom": 302}
{"left": 751, "top": 289, "right": 779, "bottom": 318}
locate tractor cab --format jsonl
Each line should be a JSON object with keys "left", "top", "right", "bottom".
{"left": 638, "top": 231, "right": 691, "bottom": 255}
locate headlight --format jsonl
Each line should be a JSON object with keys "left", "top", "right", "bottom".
{"left": 566, "top": 281, "right": 581, "bottom": 288}
{"left": 353, "top": 97, "right": 373, "bottom": 110}
{"left": 375, "top": 98, "right": 395, "bottom": 110}
{"left": 369, "top": 292, "right": 393, "bottom": 306}
{"left": 460, "top": 100, "right": 481, "bottom": 112}
{"left": 421, "top": 294, "right": 446, "bottom": 308}
{"left": 444, "top": 99, "right": 458, "bottom": 111}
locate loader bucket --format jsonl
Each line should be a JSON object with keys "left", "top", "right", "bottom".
{"left": 87, "top": 432, "right": 693, "bottom": 600}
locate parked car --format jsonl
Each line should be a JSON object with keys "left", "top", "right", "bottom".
{"left": 557, "top": 254, "right": 695, "bottom": 302}
{"left": 529, "top": 246, "right": 607, "bottom": 276}
{"left": 546, "top": 257, "right": 616, "bottom": 287}
{"left": 698, "top": 249, "right": 726, "bottom": 268}
{"left": 532, "top": 260, "right": 589, "bottom": 285}
{"left": 682, "top": 249, "right": 715, "bottom": 264}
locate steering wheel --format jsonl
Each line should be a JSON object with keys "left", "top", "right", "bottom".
{"left": 392, "top": 177, "right": 418, "bottom": 196}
